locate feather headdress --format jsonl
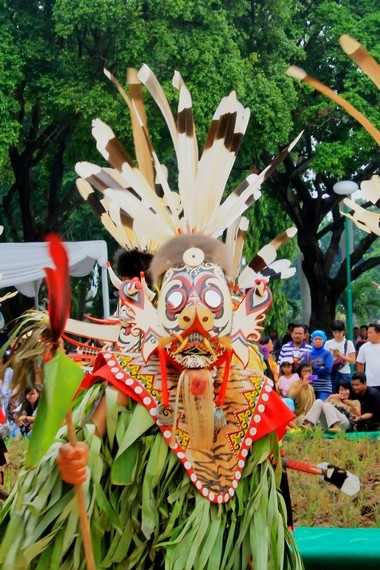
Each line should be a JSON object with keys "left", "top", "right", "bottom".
{"left": 287, "top": 35, "right": 380, "bottom": 237}
{"left": 76, "top": 65, "right": 299, "bottom": 280}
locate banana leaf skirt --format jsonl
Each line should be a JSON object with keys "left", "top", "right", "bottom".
{"left": 0, "top": 383, "right": 303, "bottom": 570}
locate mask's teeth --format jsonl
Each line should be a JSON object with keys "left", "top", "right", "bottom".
{"left": 172, "top": 337, "right": 189, "bottom": 355}
{"left": 203, "top": 337, "right": 216, "bottom": 356}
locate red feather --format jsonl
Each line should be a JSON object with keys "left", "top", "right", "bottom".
{"left": 44, "top": 234, "right": 71, "bottom": 341}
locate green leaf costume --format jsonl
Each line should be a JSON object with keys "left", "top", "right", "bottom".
{"left": 0, "top": 381, "right": 303, "bottom": 569}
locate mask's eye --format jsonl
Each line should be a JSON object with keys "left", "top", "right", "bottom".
{"left": 167, "top": 290, "right": 185, "bottom": 311}
{"left": 203, "top": 288, "right": 222, "bottom": 310}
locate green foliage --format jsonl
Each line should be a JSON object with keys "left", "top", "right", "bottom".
{"left": 26, "top": 351, "right": 83, "bottom": 467}
{"left": 0, "top": 0, "right": 379, "bottom": 327}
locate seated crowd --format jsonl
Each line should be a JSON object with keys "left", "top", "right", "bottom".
{"left": 0, "top": 319, "right": 379, "bottom": 439}
{"left": 260, "top": 319, "right": 380, "bottom": 434}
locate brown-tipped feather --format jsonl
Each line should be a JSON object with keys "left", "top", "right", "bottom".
{"left": 340, "top": 35, "right": 380, "bottom": 90}
{"left": 76, "top": 178, "right": 128, "bottom": 248}
{"left": 92, "top": 119, "right": 135, "bottom": 170}
{"left": 206, "top": 132, "right": 302, "bottom": 238}
{"left": 286, "top": 67, "right": 380, "bottom": 145}
{"left": 105, "top": 67, "right": 154, "bottom": 185}
{"left": 172, "top": 71, "right": 198, "bottom": 228}
{"left": 195, "top": 93, "right": 250, "bottom": 232}
{"left": 232, "top": 217, "right": 249, "bottom": 282}
{"left": 75, "top": 162, "right": 126, "bottom": 192}
{"left": 137, "top": 64, "right": 178, "bottom": 152}
{"left": 249, "top": 228, "right": 297, "bottom": 272}
{"left": 127, "top": 68, "right": 155, "bottom": 188}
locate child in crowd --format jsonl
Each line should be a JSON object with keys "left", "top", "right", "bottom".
{"left": 277, "top": 357, "right": 299, "bottom": 414}
{"left": 278, "top": 358, "right": 299, "bottom": 397}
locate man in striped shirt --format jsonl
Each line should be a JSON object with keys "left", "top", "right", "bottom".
{"left": 278, "top": 324, "right": 312, "bottom": 367}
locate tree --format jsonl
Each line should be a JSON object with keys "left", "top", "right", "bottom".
{"left": 1, "top": 0, "right": 378, "bottom": 330}
{"left": 264, "top": 0, "right": 380, "bottom": 331}
{"left": 0, "top": 0, "right": 300, "bottom": 325}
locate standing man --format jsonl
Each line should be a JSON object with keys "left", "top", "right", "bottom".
{"left": 351, "top": 372, "right": 380, "bottom": 431}
{"left": 325, "top": 319, "right": 355, "bottom": 390}
{"left": 278, "top": 324, "right": 312, "bottom": 367}
{"left": 356, "top": 321, "right": 380, "bottom": 392}
{"left": 355, "top": 324, "right": 368, "bottom": 352}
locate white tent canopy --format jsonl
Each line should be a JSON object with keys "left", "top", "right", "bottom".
{"left": 0, "top": 240, "right": 110, "bottom": 317}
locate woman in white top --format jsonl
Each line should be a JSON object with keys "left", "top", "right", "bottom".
{"left": 324, "top": 319, "right": 355, "bottom": 390}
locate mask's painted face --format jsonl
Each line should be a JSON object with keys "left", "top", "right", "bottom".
{"left": 157, "top": 262, "right": 233, "bottom": 368}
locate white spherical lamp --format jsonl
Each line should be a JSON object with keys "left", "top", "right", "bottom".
{"left": 333, "top": 180, "right": 359, "bottom": 196}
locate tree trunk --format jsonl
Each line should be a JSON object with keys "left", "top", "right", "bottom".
{"left": 308, "top": 280, "right": 339, "bottom": 332}
{"left": 298, "top": 225, "right": 343, "bottom": 331}
{"left": 9, "top": 148, "right": 40, "bottom": 242}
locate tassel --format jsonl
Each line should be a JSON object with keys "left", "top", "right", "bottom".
{"left": 171, "top": 370, "right": 186, "bottom": 448}
{"left": 214, "top": 407, "right": 227, "bottom": 432}
{"left": 158, "top": 347, "right": 169, "bottom": 408}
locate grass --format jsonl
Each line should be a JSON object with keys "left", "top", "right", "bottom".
{"left": 1, "top": 437, "right": 28, "bottom": 496}
{"left": 0, "top": 432, "right": 379, "bottom": 528}
{"left": 285, "top": 428, "right": 380, "bottom": 528}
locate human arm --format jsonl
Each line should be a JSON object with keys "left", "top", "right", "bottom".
{"left": 312, "top": 351, "right": 333, "bottom": 378}
{"left": 277, "top": 376, "right": 288, "bottom": 397}
{"left": 355, "top": 346, "right": 365, "bottom": 371}
{"left": 57, "top": 387, "right": 129, "bottom": 484}
{"left": 343, "top": 399, "right": 361, "bottom": 416}
{"left": 351, "top": 411, "right": 373, "bottom": 423}
{"left": 288, "top": 377, "right": 309, "bottom": 398}
{"left": 322, "top": 350, "right": 334, "bottom": 373}
{"left": 17, "top": 414, "right": 36, "bottom": 425}
{"left": 331, "top": 346, "right": 356, "bottom": 366}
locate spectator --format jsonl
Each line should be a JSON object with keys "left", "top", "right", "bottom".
{"left": 277, "top": 358, "right": 298, "bottom": 413}
{"left": 278, "top": 324, "right": 312, "bottom": 367}
{"left": 308, "top": 330, "right": 333, "bottom": 400}
{"left": 259, "top": 336, "right": 278, "bottom": 384}
{"left": 12, "top": 385, "right": 41, "bottom": 437}
{"left": 351, "top": 372, "right": 380, "bottom": 431}
{"left": 281, "top": 323, "right": 295, "bottom": 346}
{"left": 269, "top": 329, "right": 282, "bottom": 359}
{"left": 0, "top": 350, "right": 14, "bottom": 417}
{"left": 302, "top": 380, "right": 360, "bottom": 433}
{"left": 0, "top": 437, "right": 7, "bottom": 486}
{"left": 355, "top": 324, "right": 368, "bottom": 352}
{"left": 325, "top": 319, "right": 355, "bottom": 390}
{"left": 356, "top": 321, "right": 380, "bottom": 391}
{"left": 278, "top": 358, "right": 299, "bottom": 397}
{"left": 288, "top": 361, "right": 316, "bottom": 419}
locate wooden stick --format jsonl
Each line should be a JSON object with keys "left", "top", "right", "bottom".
{"left": 281, "top": 458, "right": 360, "bottom": 496}
{"left": 282, "top": 457, "right": 326, "bottom": 476}
{"left": 66, "top": 409, "right": 96, "bottom": 570}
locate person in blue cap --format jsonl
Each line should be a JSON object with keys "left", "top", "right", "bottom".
{"left": 309, "top": 330, "right": 334, "bottom": 400}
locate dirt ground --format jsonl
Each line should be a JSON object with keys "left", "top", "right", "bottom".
{"left": 285, "top": 430, "right": 380, "bottom": 528}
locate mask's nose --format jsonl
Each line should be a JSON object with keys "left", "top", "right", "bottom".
{"left": 178, "top": 304, "right": 214, "bottom": 332}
